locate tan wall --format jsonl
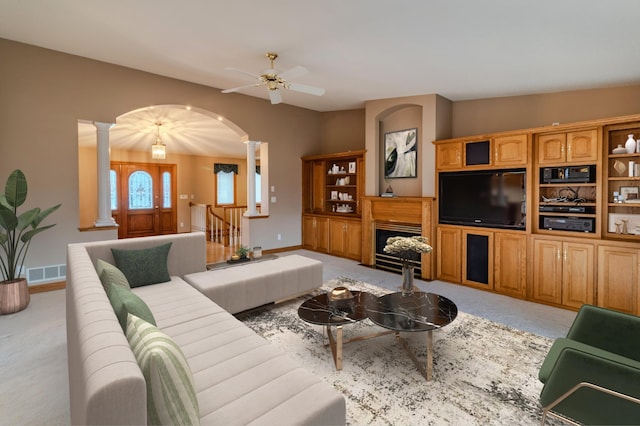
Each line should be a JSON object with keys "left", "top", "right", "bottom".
{"left": 452, "top": 85, "right": 640, "bottom": 137}
{"left": 320, "top": 109, "right": 366, "bottom": 153}
{"left": 0, "top": 38, "right": 321, "bottom": 271}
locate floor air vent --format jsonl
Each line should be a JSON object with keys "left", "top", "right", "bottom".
{"left": 26, "top": 264, "right": 66, "bottom": 284}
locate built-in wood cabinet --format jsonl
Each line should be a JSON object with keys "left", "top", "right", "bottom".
{"left": 328, "top": 217, "right": 362, "bottom": 260}
{"left": 537, "top": 129, "right": 598, "bottom": 165}
{"left": 493, "top": 134, "right": 528, "bottom": 166}
{"left": 437, "top": 226, "right": 527, "bottom": 299}
{"left": 436, "top": 226, "right": 461, "bottom": 283}
{"left": 494, "top": 232, "right": 527, "bottom": 298}
{"left": 531, "top": 238, "right": 594, "bottom": 309}
{"left": 302, "top": 215, "right": 329, "bottom": 252}
{"left": 435, "top": 142, "right": 463, "bottom": 170}
{"left": 597, "top": 245, "right": 639, "bottom": 315}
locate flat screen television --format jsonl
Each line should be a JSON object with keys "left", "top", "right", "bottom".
{"left": 438, "top": 168, "right": 526, "bottom": 230}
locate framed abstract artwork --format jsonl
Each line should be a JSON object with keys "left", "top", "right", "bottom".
{"left": 384, "top": 128, "right": 417, "bottom": 178}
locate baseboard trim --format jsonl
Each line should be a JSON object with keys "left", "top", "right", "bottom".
{"left": 29, "top": 281, "right": 66, "bottom": 294}
{"left": 263, "top": 245, "right": 302, "bottom": 254}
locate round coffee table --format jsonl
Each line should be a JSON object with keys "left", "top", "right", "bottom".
{"left": 298, "top": 290, "right": 377, "bottom": 370}
{"left": 366, "top": 291, "right": 458, "bottom": 380}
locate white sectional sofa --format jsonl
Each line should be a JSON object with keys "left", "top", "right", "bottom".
{"left": 66, "top": 232, "right": 345, "bottom": 425}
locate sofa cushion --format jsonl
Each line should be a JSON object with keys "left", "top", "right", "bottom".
{"left": 126, "top": 314, "right": 200, "bottom": 426}
{"left": 107, "top": 284, "right": 156, "bottom": 332}
{"left": 96, "top": 259, "right": 130, "bottom": 290}
{"left": 111, "top": 243, "right": 172, "bottom": 287}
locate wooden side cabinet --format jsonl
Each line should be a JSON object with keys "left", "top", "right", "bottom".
{"left": 493, "top": 134, "right": 528, "bottom": 167}
{"left": 597, "top": 245, "right": 639, "bottom": 315}
{"left": 436, "top": 226, "right": 461, "bottom": 282}
{"left": 537, "top": 130, "right": 598, "bottom": 165}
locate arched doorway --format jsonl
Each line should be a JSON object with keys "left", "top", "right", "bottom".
{"left": 77, "top": 104, "right": 261, "bottom": 242}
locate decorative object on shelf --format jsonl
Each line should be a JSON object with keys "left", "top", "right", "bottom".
{"left": 0, "top": 169, "right": 61, "bottom": 315}
{"left": 252, "top": 246, "right": 262, "bottom": 258}
{"left": 613, "top": 160, "right": 626, "bottom": 176}
{"left": 622, "top": 219, "right": 629, "bottom": 235}
{"left": 626, "top": 134, "right": 636, "bottom": 154}
{"left": 384, "top": 128, "right": 418, "bottom": 179}
{"left": 608, "top": 213, "right": 640, "bottom": 233}
{"left": 330, "top": 164, "right": 339, "bottom": 174}
{"left": 381, "top": 182, "right": 394, "bottom": 197}
{"left": 383, "top": 236, "right": 432, "bottom": 295}
{"left": 615, "top": 222, "right": 622, "bottom": 234}
{"left": 348, "top": 162, "right": 356, "bottom": 173}
{"left": 630, "top": 161, "right": 636, "bottom": 177}
{"left": 620, "top": 186, "right": 639, "bottom": 202}
{"left": 612, "top": 144, "right": 628, "bottom": 154}
{"left": 330, "top": 190, "right": 338, "bottom": 200}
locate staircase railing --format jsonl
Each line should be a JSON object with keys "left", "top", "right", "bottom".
{"left": 189, "top": 202, "right": 246, "bottom": 248}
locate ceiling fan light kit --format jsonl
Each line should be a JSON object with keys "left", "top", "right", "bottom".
{"left": 222, "top": 52, "right": 326, "bottom": 104}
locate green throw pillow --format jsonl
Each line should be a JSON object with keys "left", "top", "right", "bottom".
{"left": 96, "top": 259, "right": 130, "bottom": 290}
{"left": 126, "top": 314, "right": 200, "bottom": 426}
{"left": 111, "top": 243, "right": 172, "bottom": 288}
{"left": 107, "top": 284, "right": 156, "bottom": 332}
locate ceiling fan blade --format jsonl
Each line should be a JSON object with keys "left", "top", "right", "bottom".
{"left": 269, "top": 89, "right": 282, "bottom": 104}
{"left": 279, "top": 66, "right": 308, "bottom": 81}
{"left": 225, "top": 67, "right": 262, "bottom": 80}
{"left": 221, "top": 83, "right": 262, "bottom": 94}
{"left": 288, "top": 82, "right": 326, "bottom": 96}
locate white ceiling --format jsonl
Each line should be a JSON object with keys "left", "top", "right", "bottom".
{"left": 4, "top": 0, "right": 640, "bottom": 156}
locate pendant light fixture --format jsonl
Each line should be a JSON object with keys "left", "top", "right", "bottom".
{"left": 151, "top": 121, "right": 166, "bottom": 159}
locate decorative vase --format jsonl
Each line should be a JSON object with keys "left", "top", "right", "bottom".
{"left": 625, "top": 134, "right": 636, "bottom": 154}
{"left": 0, "top": 278, "right": 30, "bottom": 315}
{"left": 401, "top": 263, "right": 415, "bottom": 295}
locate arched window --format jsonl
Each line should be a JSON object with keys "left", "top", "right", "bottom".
{"left": 110, "top": 169, "right": 118, "bottom": 210}
{"left": 129, "top": 171, "right": 153, "bottom": 209}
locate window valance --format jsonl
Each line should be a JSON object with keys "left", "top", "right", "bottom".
{"left": 214, "top": 163, "right": 238, "bottom": 174}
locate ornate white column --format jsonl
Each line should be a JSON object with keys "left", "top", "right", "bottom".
{"left": 94, "top": 122, "right": 117, "bottom": 227}
{"left": 244, "top": 140, "right": 260, "bottom": 217}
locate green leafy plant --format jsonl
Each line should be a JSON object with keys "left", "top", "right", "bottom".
{"left": 0, "top": 169, "right": 61, "bottom": 282}
{"left": 236, "top": 245, "right": 250, "bottom": 258}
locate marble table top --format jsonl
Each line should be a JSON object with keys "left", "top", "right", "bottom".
{"left": 298, "top": 290, "right": 370, "bottom": 326}
{"left": 365, "top": 291, "right": 458, "bottom": 332}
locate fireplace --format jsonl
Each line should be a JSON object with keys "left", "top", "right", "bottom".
{"left": 375, "top": 222, "right": 422, "bottom": 276}
{"left": 361, "top": 196, "right": 435, "bottom": 280}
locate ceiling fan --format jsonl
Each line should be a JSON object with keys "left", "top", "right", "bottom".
{"left": 222, "top": 52, "right": 326, "bottom": 104}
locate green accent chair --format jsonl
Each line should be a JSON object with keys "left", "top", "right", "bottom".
{"left": 538, "top": 304, "right": 640, "bottom": 425}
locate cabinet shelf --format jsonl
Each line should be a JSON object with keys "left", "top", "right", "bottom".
{"left": 539, "top": 212, "right": 597, "bottom": 218}
{"left": 608, "top": 153, "right": 640, "bottom": 159}
{"left": 328, "top": 200, "right": 356, "bottom": 203}
{"left": 540, "top": 202, "right": 596, "bottom": 206}
{"left": 608, "top": 202, "right": 640, "bottom": 207}
{"left": 539, "top": 183, "right": 596, "bottom": 188}
{"left": 608, "top": 176, "right": 640, "bottom": 181}
{"left": 326, "top": 184, "right": 357, "bottom": 188}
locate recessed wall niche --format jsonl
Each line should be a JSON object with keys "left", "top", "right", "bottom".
{"left": 379, "top": 105, "right": 422, "bottom": 196}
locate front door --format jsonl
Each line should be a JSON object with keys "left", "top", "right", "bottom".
{"left": 111, "top": 162, "right": 177, "bottom": 239}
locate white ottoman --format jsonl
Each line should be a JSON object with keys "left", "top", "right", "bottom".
{"left": 184, "top": 254, "right": 322, "bottom": 314}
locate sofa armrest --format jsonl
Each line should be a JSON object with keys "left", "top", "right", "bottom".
{"left": 566, "top": 304, "right": 640, "bottom": 362}
{"left": 540, "top": 345, "right": 640, "bottom": 425}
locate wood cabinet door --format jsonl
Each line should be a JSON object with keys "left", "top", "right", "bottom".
{"left": 315, "top": 216, "right": 330, "bottom": 253}
{"left": 436, "top": 143, "right": 463, "bottom": 170}
{"left": 329, "top": 218, "right": 347, "bottom": 257}
{"left": 493, "top": 134, "right": 528, "bottom": 166}
{"left": 532, "top": 239, "right": 563, "bottom": 304}
{"left": 311, "top": 160, "right": 326, "bottom": 212}
{"left": 345, "top": 220, "right": 362, "bottom": 260}
{"left": 494, "top": 233, "right": 527, "bottom": 298}
{"left": 567, "top": 129, "right": 598, "bottom": 163}
{"left": 597, "top": 246, "right": 639, "bottom": 315}
{"left": 537, "top": 133, "right": 567, "bottom": 164}
{"left": 436, "top": 227, "right": 461, "bottom": 282}
{"left": 562, "top": 242, "right": 595, "bottom": 309}
{"left": 302, "top": 216, "right": 316, "bottom": 249}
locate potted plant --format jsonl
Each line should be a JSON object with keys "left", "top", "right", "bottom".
{"left": 236, "top": 246, "right": 250, "bottom": 259}
{"left": 0, "top": 169, "right": 61, "bottom": 314}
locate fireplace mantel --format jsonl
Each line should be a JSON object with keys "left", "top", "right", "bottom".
{"left": 361, "top": 196, "right": 435, "bottom": 279}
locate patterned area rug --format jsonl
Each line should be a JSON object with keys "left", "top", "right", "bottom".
{"left": 237, "top": 277, "right": 554, "bottom": 425}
